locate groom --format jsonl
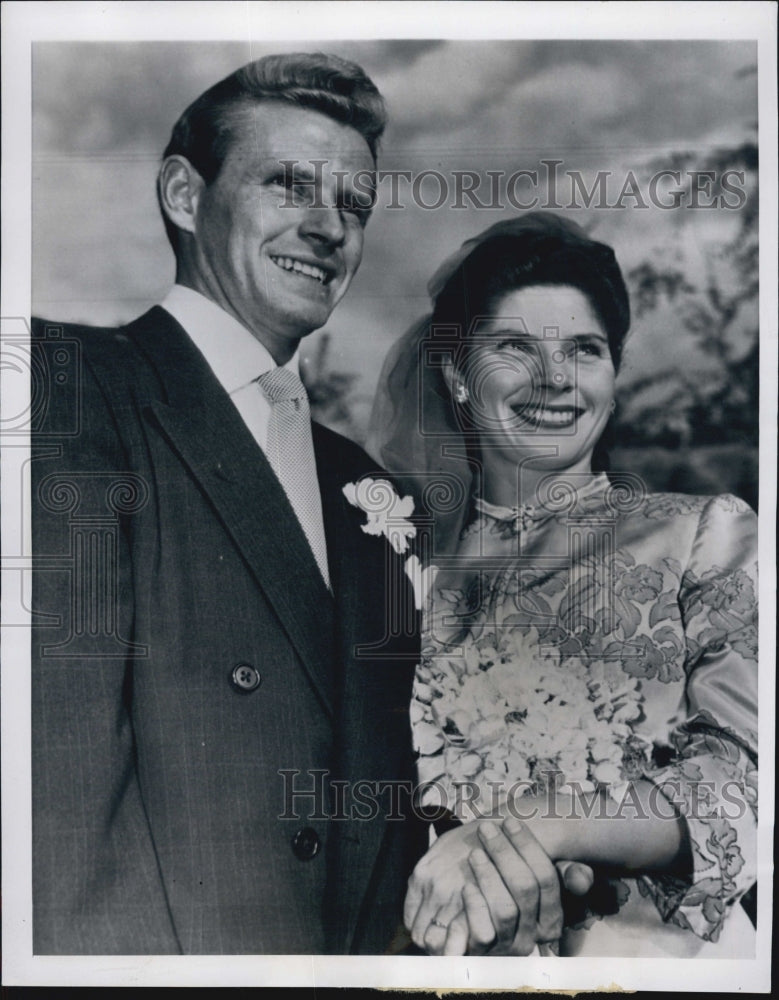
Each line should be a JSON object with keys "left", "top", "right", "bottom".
{"left": 31, "top": 52, "right": 426, "bottom": 955}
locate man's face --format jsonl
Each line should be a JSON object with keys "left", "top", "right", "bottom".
{"left": 185, "top": 102, "right": 375, "bottom": 359}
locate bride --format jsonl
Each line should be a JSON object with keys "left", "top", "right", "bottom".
{"left": 369, "top": 212, "right": 757, "bottom": 957}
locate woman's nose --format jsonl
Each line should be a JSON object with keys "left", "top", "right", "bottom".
{"left": 535, "top": 341, "right": 575, "bottom": 390}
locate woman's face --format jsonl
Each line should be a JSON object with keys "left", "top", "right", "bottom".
{"left": 459, "top": 284, "right": 616, "bottom": 477}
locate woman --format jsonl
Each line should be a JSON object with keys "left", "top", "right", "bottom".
{"left": 369, "top": 213, "right": 757, "bottom": 957}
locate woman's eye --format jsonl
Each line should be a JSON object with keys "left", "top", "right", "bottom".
{"left": 498, "top": 338, "right": 534, "bottom": 353}
{"left": 494, "top": 337, "right": 606, "bottom": 358}
{"left": 576, "top": 340, "right": 605, "bottom": 357}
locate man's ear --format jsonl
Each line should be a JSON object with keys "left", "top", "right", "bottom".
{"left": 157, "top": 155, "right": 204, "bottom": 236}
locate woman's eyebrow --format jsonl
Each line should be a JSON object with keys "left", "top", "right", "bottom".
{"left": 486, "top": 328, "right": 609, "bottom": 340}
{"left": 488, "top": 329, "right": 534, "bottom": 338}
{"left": 572, "top": 330, "right": 609, "bottom": 340}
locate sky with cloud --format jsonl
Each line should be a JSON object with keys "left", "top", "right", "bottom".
{"left": 32, "top": 39, "right": 758, "bottom": 434}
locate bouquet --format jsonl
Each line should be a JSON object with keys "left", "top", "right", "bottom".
{"left": 411, "top": 625, "right": 650, "bottom": 819}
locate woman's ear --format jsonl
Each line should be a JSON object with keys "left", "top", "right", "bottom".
{"left": 443, "top": 363, "right": 470, "bottom": 404}
{"left": 157, "top": 155, "right": 204, "bottom": 237}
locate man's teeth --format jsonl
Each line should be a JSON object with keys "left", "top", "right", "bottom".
{"left": 271, "top": 256, "right": 328, "bottom": 284}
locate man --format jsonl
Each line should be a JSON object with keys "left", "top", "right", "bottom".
{"left": 31, "top": 52, "right": 425, "bottom": 955}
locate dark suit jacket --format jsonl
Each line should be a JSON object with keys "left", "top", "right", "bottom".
{"left": 31, "top": 307, "right": 425, "bottom": 954}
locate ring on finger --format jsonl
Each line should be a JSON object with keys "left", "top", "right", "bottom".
{"left": 430, "top": 918, "right": 448, "bottom": 930}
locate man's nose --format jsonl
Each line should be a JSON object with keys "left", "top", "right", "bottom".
{"left": 299, "top": 204, "right": 347, "bottom": 248}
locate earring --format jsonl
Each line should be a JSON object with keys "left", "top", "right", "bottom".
{"left": 455, "top": 384, "right": 469, "bottom": 404}
{"left": 610, "top": 400, "right": 616, "bottom": 413}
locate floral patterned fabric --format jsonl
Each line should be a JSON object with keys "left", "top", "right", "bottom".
{"left": 412, "top": 474, "right": 758, "bottom": 956}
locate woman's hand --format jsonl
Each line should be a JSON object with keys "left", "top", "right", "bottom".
{"left": 404, "top": 816, "right": 594, "bottom": 956}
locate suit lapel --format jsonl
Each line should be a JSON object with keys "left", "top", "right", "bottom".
{"left": 313, "top": 427, "right": 420, "bottom": 951}
{"left": 313, "top": 426, "right": 360, "bottom": 627}
{"left": 129, "top": 308, "right": 336, "bottom": 717}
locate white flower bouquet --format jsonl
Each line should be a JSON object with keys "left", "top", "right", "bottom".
{"left": 412, "top": 626, "right": 649, "bottom": 818}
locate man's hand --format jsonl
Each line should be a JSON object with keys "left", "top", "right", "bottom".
{"left": 404, "top": 816, "right": 595, "bottom": 956}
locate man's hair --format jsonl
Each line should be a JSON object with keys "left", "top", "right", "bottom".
{"left": 159, "top": 51, "right": 387, "bottom": 250}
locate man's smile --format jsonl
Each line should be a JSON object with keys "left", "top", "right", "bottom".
{"left": 270, "top": 254, "right": 333, "bottom": 285}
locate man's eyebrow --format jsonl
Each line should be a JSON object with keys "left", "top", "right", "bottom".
{"left": 260, "top": 160, "right": 318, "bottom": 178}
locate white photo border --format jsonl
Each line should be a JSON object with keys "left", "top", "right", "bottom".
{"left": 2, "top": 0, "right": 775, "bottom": 991}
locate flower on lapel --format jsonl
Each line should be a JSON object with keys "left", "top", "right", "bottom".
{"left": 343, "top": 478, "right": 416, "bottom": 555}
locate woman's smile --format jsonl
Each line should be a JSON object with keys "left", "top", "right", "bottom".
{"left": 510, "top": 400, "right": 585, "bottom": 429}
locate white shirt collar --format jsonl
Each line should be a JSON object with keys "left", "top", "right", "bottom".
{"left": 160, "top": 284, "right": 299, "bottom": 393}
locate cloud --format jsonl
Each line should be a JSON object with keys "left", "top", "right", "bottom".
{"left": 32, "top": 39, "right": 441, "bottom": 157}
{"left": 378, "top": 40, "right": 756, "bottom": 157}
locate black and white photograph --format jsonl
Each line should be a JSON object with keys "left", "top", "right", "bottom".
{"left": 1, "top": 0, "right": 775, "bottom": 991}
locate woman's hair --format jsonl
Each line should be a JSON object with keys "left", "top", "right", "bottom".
{"left": 368, "top": 212, "right": 633, "bottom": 554}
{"left": 431, "top": 213, "right": 630, "bottom": 370}
{"left": 159, "top": 51, "right": 387, "bottom": 249}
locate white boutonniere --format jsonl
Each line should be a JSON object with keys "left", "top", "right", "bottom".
{"left": 342, "top": 477, "right": 416, "bottom": 554}
{"left": 343, "top": 478, "right": 438, "bottom": 610}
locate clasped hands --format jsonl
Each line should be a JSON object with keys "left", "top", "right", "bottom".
{"left": 404, "top": 816, "right": 594, "bottom": 956}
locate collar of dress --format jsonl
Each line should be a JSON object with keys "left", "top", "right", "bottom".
{"left": 473, "top": 472, "right": 610, "bottom": 532}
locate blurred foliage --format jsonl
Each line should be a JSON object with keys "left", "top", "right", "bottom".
{"left": 620, "top": 137, "right": 759, "bottom": 457}
{"left": 615, "top": 129, "right": 759, "bottom": 508}
{"left": 611, "top": 444, "right": 758, "bottom": 513}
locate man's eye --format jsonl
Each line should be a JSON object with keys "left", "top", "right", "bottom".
{"left": 338, "top": 193, "right": 375, "bottom": 224}
{"left": 267, "top": 173, "right": 314, "bottom": 201}
{"left": 341, "top": 203, "right": 371, "bottom": 226}
{"left": 268, "top": 171, "right": 295, "bottom": 189}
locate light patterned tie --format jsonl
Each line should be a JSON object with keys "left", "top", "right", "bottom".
{"left": 257, "top": 367, "right": 331, "bottom": 588}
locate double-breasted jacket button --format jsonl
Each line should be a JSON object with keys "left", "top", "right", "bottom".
{"left": 291, "top": 826, "right": 321, "bottom": 861}
{"left": 230, "top": 662, "right": 261, "bottom": 693}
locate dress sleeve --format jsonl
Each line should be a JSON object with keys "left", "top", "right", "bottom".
{"left": 639, "top": 495, "right": 758, "bottom": 942}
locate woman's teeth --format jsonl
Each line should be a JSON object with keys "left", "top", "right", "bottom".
{"left": 271, "top": 256, "right": 328, "bottom": 284}
{"left": 514, "top": 405, "right": 581, "bottom": 426}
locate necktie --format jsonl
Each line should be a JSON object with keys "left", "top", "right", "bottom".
{"left": 257, "top": 367, "right": 331, "bottom": 589}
